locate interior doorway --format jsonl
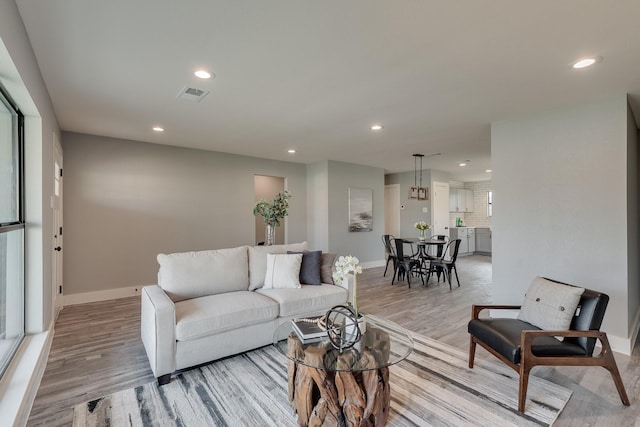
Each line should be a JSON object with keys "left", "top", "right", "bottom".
{"left": 254, "top": 175, "right": 285, "bottom": 245}
{"left": 432, "top": 181, "right": 450, "bottom": 237}
{"left": 384, "top": 184, "right": 400, "bottom": 237}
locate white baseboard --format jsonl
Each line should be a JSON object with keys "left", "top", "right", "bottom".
{"left": 63, "top": 285, "right": 147, "bottom": 306}
{"left": 0, "top": 329, "right": 53, "bottom": 426}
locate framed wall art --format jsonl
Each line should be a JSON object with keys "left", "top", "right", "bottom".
{"left": 348, "top": 187, "right": 373, "bottom": 232}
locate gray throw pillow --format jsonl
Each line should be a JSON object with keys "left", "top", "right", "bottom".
{"left": 320, "top": 253, "right": 336, "bottom": 284}
{"left": 517, "top": 277, "right": 585, "bottom": 330}
{"left": 287, "top": 250, "right": 322, "bottom": 285}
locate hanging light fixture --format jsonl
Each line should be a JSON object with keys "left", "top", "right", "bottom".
{"left": 409, "top": 154, "right": 424, "bottom": 199}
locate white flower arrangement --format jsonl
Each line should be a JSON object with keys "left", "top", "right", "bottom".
{"left": 414, "top": 221, "right": 431, "bottom": 231}
{"left": 332, "top": 255, "right": 363, "bottom": 315}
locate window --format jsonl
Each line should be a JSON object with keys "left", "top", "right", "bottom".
{"left": 0, "top": 84, "right": 24, "bottom": 378}
{"left": 487, "top": 191, "right": 493, "bottom": 217}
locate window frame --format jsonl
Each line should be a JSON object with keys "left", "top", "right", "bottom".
{"left": 0, "top": 82, "right": 25, "bottom": 378}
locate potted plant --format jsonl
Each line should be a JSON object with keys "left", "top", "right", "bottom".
{"left": 253, "top": 191, "right": 291, "bottom": 245}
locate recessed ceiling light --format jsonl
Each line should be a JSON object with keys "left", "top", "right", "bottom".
{"left": 459, "top": 163, "right": 467, "bottom": 167}
{"left": 485, "top": 169, "right": 492, "bottom": 173}
{"left": 194, "top": 70, "right": 213, "bottom": 79}
{"left": 370, "top": 124, "right": 383, "bottom": 131}
{"left": 288, "top": 149, "right": 296, "bottom": 154}
{"left": 571, "top": 56, "right": 602, "bottom": 69}
{"left": 152, "top": 126, "right": 164, "bottom": 132}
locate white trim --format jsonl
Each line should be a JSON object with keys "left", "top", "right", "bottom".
{"left": 0, "top": 330, "right": 52, "bottom": 426}
{"left": 63, "top": 285, "right": 149, "bottom": 306}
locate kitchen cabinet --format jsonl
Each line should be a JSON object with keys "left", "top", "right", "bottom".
{"left": 475, "top": 228, "right": 492, "bottom": 254}
{"left": 449, "top": 189, "right": 474, "bottom": 212}
{"left": 449, "top": 227, "right": 475, "bottom": 256}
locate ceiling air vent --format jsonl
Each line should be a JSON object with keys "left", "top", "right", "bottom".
{"left": 177, "top": 86, "right": 210, "bottom": 102}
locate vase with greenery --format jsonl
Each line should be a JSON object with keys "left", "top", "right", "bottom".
{"left": 415, "top": 221, "right": 431, "bottom": 241}
{"left": 253, "top": 190, "right": 291, "bottom": 245}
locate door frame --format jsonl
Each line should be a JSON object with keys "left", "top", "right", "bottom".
{"left": 52, "top": 133, "right": 63, "bottom": 315}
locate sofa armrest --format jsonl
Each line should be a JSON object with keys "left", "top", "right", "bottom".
{"left": 141, "top": 285, "right": 176, "bottom": 378}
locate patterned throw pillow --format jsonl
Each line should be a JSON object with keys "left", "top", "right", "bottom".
{"left": 517, "top": 277, "right": 585, "bottom": 330}
{"left": 263, "top": 253, "right": 303, "bottom": 289}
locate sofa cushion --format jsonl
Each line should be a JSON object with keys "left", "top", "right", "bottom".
{"left": 288, "top": 250, "right": 322, "bottom": 285}
{"left": 248, "top": 242, "right": 308, "bottom": 290}
{"left": 256, "top": 284, "right": 348, "bottom": 317}
{"left": 264, "top": 253, "right": 302, "bottom": 289}
{"left": 174, "top": 291, "right": 279, "bottom": 341}
{"left": 517, "top": 276, "right": 585, "bottom": 330}
{"left": 157, "top": 246, "right": 249, "bottom": 302}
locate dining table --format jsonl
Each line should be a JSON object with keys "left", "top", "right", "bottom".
{"left": 399, "top": 237, "right": 448, "bottom": 284}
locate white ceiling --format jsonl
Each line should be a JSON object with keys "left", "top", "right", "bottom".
{"left": 15, "top": 0, "right": 640, "bottom": 181}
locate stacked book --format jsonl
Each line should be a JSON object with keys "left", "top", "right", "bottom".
{"left": 291, "top": 316, "right": 327, "bottom": 343}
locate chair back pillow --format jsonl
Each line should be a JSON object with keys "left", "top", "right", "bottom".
{"left": 157, "top": 246, "right": 249, "bottom": 301}
{"left": 517, "top": 276, "right": 585, "bottom": 330}
{"left": 248, "top": 242, "right": 308, "bottom": 290}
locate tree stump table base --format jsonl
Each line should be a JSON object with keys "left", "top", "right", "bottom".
{"left": 287, "top": 335, "right": 391, "bottom": 427}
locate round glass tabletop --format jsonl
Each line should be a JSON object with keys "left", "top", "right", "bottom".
{"left": 273, "top": 314, "right": 414, "bottom": 372}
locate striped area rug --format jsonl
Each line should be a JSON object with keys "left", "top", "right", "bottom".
{"left": 73, "top": 322, "right": 571, "bottom": 426}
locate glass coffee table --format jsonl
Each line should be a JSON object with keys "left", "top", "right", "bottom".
{"left": 273, "top": 314, "right": 413, "bottom": 427}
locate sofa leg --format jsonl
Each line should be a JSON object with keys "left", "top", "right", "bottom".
{"left": 157, "top": 373, "right": 171, "bottom": 386}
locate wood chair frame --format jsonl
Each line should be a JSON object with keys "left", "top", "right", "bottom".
{"left": 469, "top": 304, "right": 630, "bottom": 413}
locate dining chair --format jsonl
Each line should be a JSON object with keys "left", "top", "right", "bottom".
{"left": 428, "top": 238, "right": 461, "bottom": 289}
{"left": 381, "top": 234, "right": 397, "bottom": 277}
{"left": 431, "top": 234, "right": 449, "bottom": 258}
{"left": 391, "top": 238, "right": 424, "bottom": 288}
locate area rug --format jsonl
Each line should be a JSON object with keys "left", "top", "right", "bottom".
{"left": 73, "top": 321, "right": 571, "bottom": 426}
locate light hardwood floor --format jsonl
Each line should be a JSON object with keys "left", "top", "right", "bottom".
{"left": 28, "top": 255, "right": 639, "bottom": 426}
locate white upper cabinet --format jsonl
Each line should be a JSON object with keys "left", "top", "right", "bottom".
{"left": 449, "top": 188, "right": 474, "bottom": 212}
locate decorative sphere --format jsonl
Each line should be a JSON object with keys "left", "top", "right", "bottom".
{"left": 324, "top": 305, "right": 361, "bottom": 351}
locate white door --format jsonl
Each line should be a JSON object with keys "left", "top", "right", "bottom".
{"left": 432, "top": 181, "right": 450, "bottom": 237}
{"left": 52, "top": 135, "right": 63, "bottom": 312}
{"left": 384, "top": 184, "right": 400, "bottom": 237}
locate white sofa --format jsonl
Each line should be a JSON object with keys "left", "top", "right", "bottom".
{"left": 141, "top": 242, "right": 350, "bottom": 384}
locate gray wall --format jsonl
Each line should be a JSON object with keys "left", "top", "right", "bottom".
{"left": 491, "top": 96, "right": 638, "bottom": 341}
{"left": 62, "top": 132, "right": 307, "bottom": 295}
{"left": 326, "top": 161, "right": 385, "bottom": 264}
{"left": 1, "top": 1, "right": 60, "bottom": 333}
{"left": 307, "top": 161, "right": 329, "bottom": 251}
{"left": 385, "top": 169, "right": 448, "bottom": 238}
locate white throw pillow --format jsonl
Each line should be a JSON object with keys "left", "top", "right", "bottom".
{"left": 517, "top": 276, "right": 585, "bottom": 330}
{"left": 248, "top": 242, "right": 308, "bottom": 290}
{"left": 263, "top": 253, "right": 302, "bottom": 289}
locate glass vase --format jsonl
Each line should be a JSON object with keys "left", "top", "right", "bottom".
{"left": 265, "top": 224, "right": 275, "bottom": 246}
{"left": 419, "top": 228, "right": 426, "bottom": 241}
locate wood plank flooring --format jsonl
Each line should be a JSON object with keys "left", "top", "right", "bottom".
{"left": 28, "top": 255, "right": 640, "bottom": 426}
